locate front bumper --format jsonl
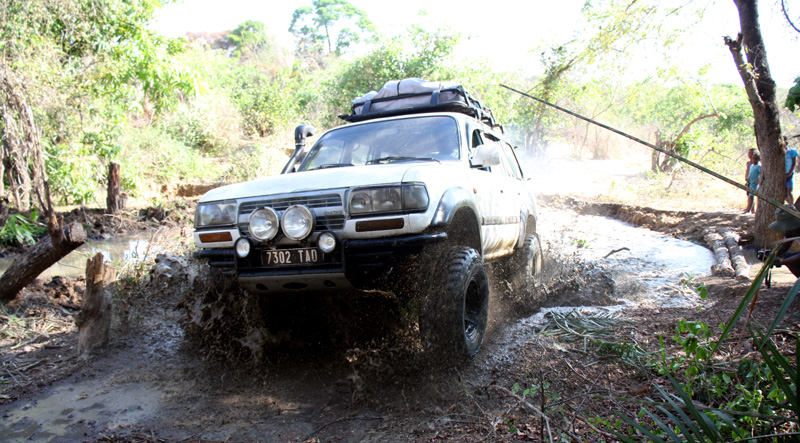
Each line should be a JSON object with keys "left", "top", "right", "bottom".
{"left": 195, "top": 232, "right": 447, "bottom": 294}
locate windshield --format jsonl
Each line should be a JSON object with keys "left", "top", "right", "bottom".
{"left": 298, "top": 116, "right": 460, "bottom": 171}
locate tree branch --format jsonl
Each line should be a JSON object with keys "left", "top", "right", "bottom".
{"left": 724, "top": 33, "right": 764, "bottom": 112}
{"left": 782, "top": 0, "right": 800, "bottom": 33}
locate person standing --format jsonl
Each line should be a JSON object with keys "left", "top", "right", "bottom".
{"left": 744, "top": 148, "right": 755, "bottom": 209}
{"left": 785, "top": 136, "right": 798, "bottom": 204}
{"left": 744, "top": 152, "right": 761, "bottom": 214}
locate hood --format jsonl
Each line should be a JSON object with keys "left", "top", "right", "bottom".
{"left": 200, "top": 162, "right": 455, "bottom": 202}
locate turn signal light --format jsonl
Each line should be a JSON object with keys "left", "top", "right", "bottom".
{"left": 199, "top": 232, "right": 233, "bottom": 243}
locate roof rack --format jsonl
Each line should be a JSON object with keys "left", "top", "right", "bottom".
{"left": 339, "top": 79, "right": 500, "bottom": 130}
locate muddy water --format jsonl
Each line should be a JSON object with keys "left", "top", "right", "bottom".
{"left": 513, "top": 207, "right": 714, "bottom": 332}
{"left": 0, "top": 235, "right": 156, "bottom": 279}
{"left": 0, "top": 209, "right": 716, "bottom": 442}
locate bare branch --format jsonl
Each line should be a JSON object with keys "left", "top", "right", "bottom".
{"left": 781, "top": 0, "right": 800, "bottom": 33}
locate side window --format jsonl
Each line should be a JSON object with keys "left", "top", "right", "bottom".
{"left": 500, "top": 142, "right": 523, "bottom": 179}
{"left": 471, "top": 130, "right": 484, "bottom": 150}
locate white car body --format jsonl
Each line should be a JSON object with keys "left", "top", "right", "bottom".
{"left": 193, "top": 112, "right": 538, "bottom": 295}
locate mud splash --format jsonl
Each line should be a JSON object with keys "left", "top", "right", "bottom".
{"left": 522, "top": 207, "right": 714, "bottom": 330}
{"left": 0, "top": 206, "right": 719, "bottom": 442}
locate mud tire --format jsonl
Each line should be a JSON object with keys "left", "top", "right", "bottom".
{"left": 502, "top": 233, "right": 542, "bottom": 299}
{"left": 419, "top": 247, "right": 489, "bottom": 365}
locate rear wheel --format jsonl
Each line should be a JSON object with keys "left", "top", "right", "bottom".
{"left": 419, "top": 246, "right": 489, "bottom": 364}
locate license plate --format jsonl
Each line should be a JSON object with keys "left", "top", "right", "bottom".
{"left": 261, "top": 248, "right": 321, "bottom": 266}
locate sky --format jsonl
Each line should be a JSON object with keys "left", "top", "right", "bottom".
{"left": 150, "top": 0, "right": 798, "bottom": 87}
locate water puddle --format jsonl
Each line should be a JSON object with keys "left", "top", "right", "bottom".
{"left": 1, "top": 380, "right": 165, "bottom": 441}
{"left": 0, "top": 235, "right": 158, "bottom": 280}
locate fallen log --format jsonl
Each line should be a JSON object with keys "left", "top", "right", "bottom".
{"left": 704, "top": 229, "right": 734, "bottom": 277}
{"left": 76, "top": 253, "right": 115, "bottom": 358}
{"left": 721, "top": 229, "right": 751, "bottom": 281}
{"left": 0, "top": 221, "right": 86, "bottom": 303}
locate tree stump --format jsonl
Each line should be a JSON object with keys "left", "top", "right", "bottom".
{"left": 76, "top": 253, "right": 115, "bottom": 359}
{"left": 106, "top": 162, "right": 122, "bottom": 214}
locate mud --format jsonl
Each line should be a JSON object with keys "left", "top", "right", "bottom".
{"left": 0, "top": 195, "right": 791, "bottom": 443}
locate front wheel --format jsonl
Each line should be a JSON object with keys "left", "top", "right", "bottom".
{"left": 419, "top": 247, "right": 489, "bottom": 364}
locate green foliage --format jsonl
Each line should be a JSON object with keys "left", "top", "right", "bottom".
{"left": 324, "top": 25, "right": 459, "bottom": 124}
{"left": 227, "top": 20, "right": 272, "bottom": 58}
{"left": 0, "top": 210, "right": 46, "bottom": 247}
{"left": 608, "top": 254, "right": 800, "bottom": 441}
{"left": 0, "top": 0, "right": 200, "bottom": 208}
{"left": 229, "top": 68, "right": 301, "bottom": 137}
{"left": 45, "top": 141, "right": 103, "bottom": 205}
{"left": 121, "top": 125, "right": 218, "bottom": 186}
{"left": 787, "top": 77, "right": 800, "bottom": 113}
{"left": 223, "top": 143, "right": 290, "bottom": 182}
{"left": 289, "top": 0, "right": 375, "bottom": 57}
{"left": 161, "top": 92, "right": 241, "bottom": 152}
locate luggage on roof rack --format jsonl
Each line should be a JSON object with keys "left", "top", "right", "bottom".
{"left": 340, "top": 78, "right": 500, "bottom": 130}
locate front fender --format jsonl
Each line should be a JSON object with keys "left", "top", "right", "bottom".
{"left": 430, "top": 187, "right": 479, "bottom": 229}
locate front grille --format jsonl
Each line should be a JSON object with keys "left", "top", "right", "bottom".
{"left": 238, "top": 193, "right": 345, "bottom": 236}
{"left": 238, "top": 194, "right": 342, "bottom": 214}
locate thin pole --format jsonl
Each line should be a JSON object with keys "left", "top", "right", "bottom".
{"left": 500, "top": 83, "right": 799, "bottom": 219}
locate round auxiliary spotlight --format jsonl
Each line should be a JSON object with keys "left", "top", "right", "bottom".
{"left": 235, "top": 237, "right": 251, "bottom": 258}
{"left": 317, "top": 232, "right": 337, "bottom": 253}
{"left": 249, "top": 207, "right": 279, "bottom": 241}
{"left": 281, "top": 205, "right": 314, "bottom": 240}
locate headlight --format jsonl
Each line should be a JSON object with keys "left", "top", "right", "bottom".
{"left": 281, "top": 205, "right": 314, "bottom": 240}
{"left": 196, "top": 201, "right": 236, "bottom": 227}
{"left": 249, "top": 207, "right": 280, "bottom": 241}
{"left": 402, "top": 183, "right": 429, "bottom": 211}
{"left": 349, "top": 184, "right": 429, "bottom": 215}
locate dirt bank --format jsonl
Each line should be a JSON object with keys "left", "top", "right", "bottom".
{"left": 1, "top": 196, "right": 797, "bottom": 443}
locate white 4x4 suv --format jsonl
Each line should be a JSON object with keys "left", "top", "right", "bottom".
{"left": 192, "top": 79, "right": 541, "bottom": 363}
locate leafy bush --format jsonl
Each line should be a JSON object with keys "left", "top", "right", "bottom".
{"left": 120, "top": 126, "right": 219, "bottom": 186}
{"left": 0, "top": 210, "right": 46, "bottom": 247}
{"left": 611, "top": 252, "right": 800, "bottom": 442}
{"left": 229, "top": 68, "right": 300, "bottom": 137}
{"left": 161, "top": 92, "right": 241, "bottom": 153}
{"left": 45, "top": 141, "right": 103, "bottom": 205}
{"left": 222, "top": 138, "right": 290, "bottom": 182}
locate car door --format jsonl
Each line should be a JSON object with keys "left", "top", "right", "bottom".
{"left": 468, "top": 129, "right": 519, "bottom": 258}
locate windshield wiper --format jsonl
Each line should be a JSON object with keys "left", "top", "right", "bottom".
{"left": 312, "top": 163, "right": 354, "bottom": 170}
{"left": 367, "top": 156, "right": 440, "bottom": 164}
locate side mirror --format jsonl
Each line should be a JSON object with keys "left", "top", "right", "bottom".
{"left": 471, "top": 143, "right": 502, "bottom": 168}
{"left": 281, "top": 124, "right": 316, "bottom": 174}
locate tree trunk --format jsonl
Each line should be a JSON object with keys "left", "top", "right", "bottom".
{"left": 106, "top": 162, "right": 122, "bottom": 214}
{"left": 0, "top": 221, "right": 86, "bottom": 303}
{"left": 725, "top": 0, "right": 785, "bottom": 248}
{"left": 76, "top": 253, "right": 115, "bottom": 359}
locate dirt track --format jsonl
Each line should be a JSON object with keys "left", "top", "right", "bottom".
{"left": 4, "top": 193, "right": 795, "bottom": 443}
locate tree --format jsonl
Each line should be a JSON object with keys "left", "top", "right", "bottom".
{"left": 514, "top": 0, "right": 698, "bottom": 157}
{"left": 0, "top": 0, "right": 196, "bottom": 208}
{"left": 289, "top": 0, "right": 375, "bottom": 58}
{"left": 324, "top": 25, "right": 459, "bottom": 126}
{"left": 724, "top": 0, "right": 785, "bottom": 247}
{"left": 227, "top": 20, "right": 273, "bottom": 58}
